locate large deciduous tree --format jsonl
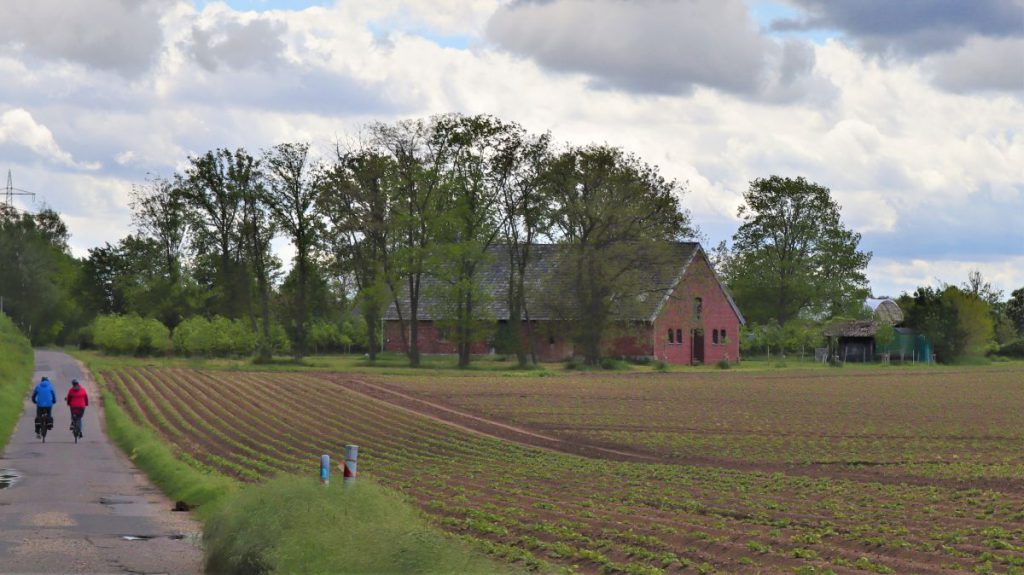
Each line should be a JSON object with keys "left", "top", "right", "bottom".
{"left": 180, "top": 149, "right": 247, "bottom": 319}
{"left": 727, "top": 176, "right": 871, "bottom": 325}
{"left": 318, "top": 146, "right": 396, "bottom": 362}
{"left": 544, "top": 145, "right": 694, "bottom": 366}
{"left": 370, "top": 119, "right": 443, "bottom": 367}
{"left": 263, "top": 142, "right": 323, "bottom": 360}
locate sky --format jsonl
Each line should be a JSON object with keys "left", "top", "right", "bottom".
{"left": 1, "top": 0, "right": 1022, "bottom": 299}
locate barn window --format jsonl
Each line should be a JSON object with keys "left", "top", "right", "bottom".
{"left": 667, "top": 329, "right": 674, "bottom": 344}
{"left": 720, "top": 329, "right": 727, "bottom": 343}
{"left": 676, "top": 329, "right": 683, "bottom": 345}
{"left": 693, "top": 297, "right": 703, "bottom": 320}
{"left": 712, "top": 330, "right": 719, "bottom": 344}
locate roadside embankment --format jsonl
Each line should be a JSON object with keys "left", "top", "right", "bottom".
{"left": 0, "top": 314, "right": 33, "bottom": 453}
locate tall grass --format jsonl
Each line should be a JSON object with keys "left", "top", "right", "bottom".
{"left": 0, "top": 313, "right": 34, "bottom": 453}
{"left": 204, "top": 476, "right": 512, "bottom": 575}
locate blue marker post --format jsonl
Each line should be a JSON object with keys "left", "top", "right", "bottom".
{"left": 320, "top": 454, "right": 330, "bottom": 485}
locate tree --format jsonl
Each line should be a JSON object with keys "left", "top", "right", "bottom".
{"left": 180, "top": 149, "right": 247, "bottom": 319}
{"left": 129, "top": 176, "right": 195, "bottom": 330}
{"left": 494, "top": 125, "right": 551, "bottom": 367}
{"left": 727, "top": 176, "right": 871, "bottom": 325}
{"left": 901, "top": 285, "right": 994, "bottom": 363}
{"left": 232, "top": 152, "right": 278, "bottom": 361}
{"left": 263, "top": 142, "right": 323, "bottom": 360}
{"left": 543, "top": 144, "right": 694, "bottom": 365}
{"left": 1007, "top": 287, "right": 1024, "bottom": 337}
{"left": 0, "top": 207, "right": 79, "bottom": 344}
{"left": 429, "top": 114, "right": 522, "bottom": 368}
{"left": 319, "top": 146, "right": 395, "bottom": 362}
{"left": 370, "top": 119, "right": 444, "bottom": 367}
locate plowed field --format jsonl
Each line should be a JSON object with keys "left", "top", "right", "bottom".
{"left": 99, "top": 366, "right": 1024, "bottom": 575}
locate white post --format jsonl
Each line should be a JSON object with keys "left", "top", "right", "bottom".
{"left": 343, "top": 445, "right": 358, "bottom": 487}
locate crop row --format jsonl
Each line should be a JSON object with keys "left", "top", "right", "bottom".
{"left": 376, "top": 367, "right": 1024, "bottom": 481}
{"left": 101, "top": 367, "right": 1024, "bottom": 574}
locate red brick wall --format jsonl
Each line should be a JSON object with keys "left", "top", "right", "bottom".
{"left": 382, "top": 251, "right": 742, "bottom": 366}
{"left": 652, "top": 253, "right": 742, "bottom": 365}
{"left": 383, "top": 321, "right": 488, "bottom": 355}
{"left": 604, "top": 323, "right": 655, "bottom": 358}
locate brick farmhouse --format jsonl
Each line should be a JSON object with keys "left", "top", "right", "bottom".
{"left": 383, "top": 242, "right": 744, "bottom": 365}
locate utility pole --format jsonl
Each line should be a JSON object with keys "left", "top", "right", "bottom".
{"left": 3, "top": 170, "right": 35, "bottom": 210}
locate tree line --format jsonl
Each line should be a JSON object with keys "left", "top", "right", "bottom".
{"left": 3, "top": 114, "right": 1021, "bottom": 366}
{"left": 1, "top": 114, "right": 697, "bottom": 366}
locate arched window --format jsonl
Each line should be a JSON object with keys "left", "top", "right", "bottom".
{"left": 720, "top": 329, "right": 727, "bottom": 343}
{"left": 712, "top": 329, "right": 719, "bottom": 344}
{"left": 693, "top": 297, "right": 703, "bottom": 320}
{"left": 676, "top": 329, "right": 683, "bottom": 345}
{"left": 667, "top": 329, "right": 674, "bottom": 344}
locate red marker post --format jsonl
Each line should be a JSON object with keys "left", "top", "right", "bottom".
{"left": 343, "top": 445, "right": 358, "bottom": 488}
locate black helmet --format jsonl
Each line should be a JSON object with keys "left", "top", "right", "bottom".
{"left": 71, "top": 378, "right": 80, "bottom": 386}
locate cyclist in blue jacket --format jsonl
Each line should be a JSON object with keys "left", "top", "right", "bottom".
{"left": 31, "top": 376, "right": 57, "bottom": 438}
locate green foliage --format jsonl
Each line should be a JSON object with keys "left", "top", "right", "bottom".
{"left": 902, "top": 286, "right": 994, "bottom": 363}
{"left": 93, "top": 314, "right": 172, "bottom": 355}
{"left": 204, "top": 475, "right": 507, "bottom": 575}
{"left": 173, "top": 316, "right": 254, "bottom": 357}
{"left": 0, "top": 314, "right": 34, "bottom": 453}
{"left": 542, "top": 145, "right": 695, "bottom": 366}
{"left": 1007, "top": 287, "right": 1024, "bottom": 336}
{"left": 725, "top": 176, "right": 871, "bottom": 325}
{"left": 994, "top": 339, "right": 1024, "bottom": 358}
{"left": 0, "top": 207, "right": 82, "bottom": 345}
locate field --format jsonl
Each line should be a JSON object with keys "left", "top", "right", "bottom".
{"left": 98, "top": 364, "right": 1024, "bottom": 574}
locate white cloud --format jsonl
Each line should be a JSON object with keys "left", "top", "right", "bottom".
{"left": 0, "top": 1, "right": 1020, "bottom": 297}
{"left": 0, "top": 108, "right": 100, "bottom": 170}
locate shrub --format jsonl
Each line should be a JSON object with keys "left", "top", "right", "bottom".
{"left": 204, "top": 476, "right": 504, "bottom": 575}
{"left": 601, "top": 357, "right": 626, "bottom": 370}
{"left": 93, "top": 314, "right": 171, "bottom": 355}
{"left": 653, "top": 360, "right": 669, "bottom": 372}
{"left": 716, "top": 358, "right": 731, "bottom": 369}
{"left": 995, "top": 339, "right": 1024, "bottom": 358}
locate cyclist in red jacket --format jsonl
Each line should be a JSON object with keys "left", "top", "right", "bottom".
{"left": 65, "top": 379, "right": 89, "bottom": 436}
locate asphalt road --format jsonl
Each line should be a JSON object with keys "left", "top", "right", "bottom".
{"left": 0, "top": 350, "right": 202, "bottom": 574}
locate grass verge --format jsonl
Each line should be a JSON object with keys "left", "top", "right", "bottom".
{"left": 204, "top": 475, "right": 513, "bottom": 575}
{"left": 0, "top": 313, "right": 34, "bottom": 454}
{"left": 90, "top": 363, "right": 514, "bottom": 574}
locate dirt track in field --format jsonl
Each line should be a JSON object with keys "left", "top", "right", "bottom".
{"left": 325, "top": 374, "right": 1024, "bottom": 494}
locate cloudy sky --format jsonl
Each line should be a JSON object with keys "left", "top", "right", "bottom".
{"left": 1, "top": 0, "right": 1022, "bottom": 298}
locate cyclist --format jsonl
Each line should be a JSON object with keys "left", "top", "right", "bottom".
{"left": 31, "top": 376, "right": 57, "bottom": 439}
{"left": 65, "top": 378, "right": 89, "bottom": 438}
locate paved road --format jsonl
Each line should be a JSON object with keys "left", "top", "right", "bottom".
{"left": 0, "top": 350, "right": 202, "bottom": 574}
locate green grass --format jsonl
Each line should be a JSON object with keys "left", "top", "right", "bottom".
{"left": 0, "top": 313, "right": 34, "bottom": 453}
{"left": 204, "top": 475, "right": 514, "bottom": 575}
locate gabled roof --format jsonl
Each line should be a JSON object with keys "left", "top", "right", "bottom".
{"left": 384, "top": 242, "right": 723, "bottom": 323}
{"left": 647, "top": 246, "right": 746, "bottom": 325}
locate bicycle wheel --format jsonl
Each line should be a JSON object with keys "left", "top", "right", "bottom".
{"left": 73, "top": 417, "right": 81, "bottom": 443}
{"left": 40, "top": 422, "right": 47, "bottom": 443}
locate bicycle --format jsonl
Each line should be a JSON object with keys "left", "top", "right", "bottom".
{"left": 35, "top": 409, "right": 53, "bottom": 443}
{"left": 70, "top": 411, "right": 83, "bottom": 443}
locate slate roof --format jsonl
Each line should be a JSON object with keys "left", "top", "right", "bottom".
{"left": 383, "top": 242, "right": 735, "bottom": 323}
